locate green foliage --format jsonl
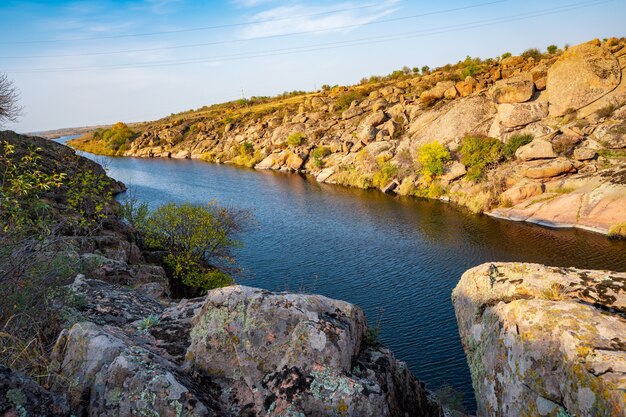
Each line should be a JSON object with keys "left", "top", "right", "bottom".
{"left": 119, "top": 189, "right": 149, "bottom": 230}
{"left": 416, "top": 141, "right": 451, "bottom": 180}
{"left": 421, "top": 65, "right": 430, "bottom": 74}
{"left": 312, "top": 146, "right": 330, "bottom": 167}
{"left": 93, "top": 122, "right": 138, "bottom": 155}
{"left": 501, "top": 52, "right": 512, "bottom": 59}
{"left": 65, "top": 168, "right": 112, "bottom": 231}
{"left": 143, "top": 202, "right": 249, "bottom": 295}
{"left": 502, "top": 134, "right": 533, "bottom": 159}
{"left": 0, "top": 142, "right": 66, "bottom": 233}
{"left": 459, "top": 135, "right": 502, "bottom": 182}
{"left": 138, "top": 314, "right": 160, "bottom": 332}
{"left": 287, "top": 132, "right": 305, "bottom": 146}
{"left": 459, "top": 56, "right": 483, "bottom": 78}
{"left": 547, "top": 44, "right": 559, "bottom": 54}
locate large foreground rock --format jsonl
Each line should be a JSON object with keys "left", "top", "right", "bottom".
{"left": 453, "top": 263, "right": 626, "bottom": 417}
{"left": 49, "top": 281, "right": 445, "bottom": 417}
{"left": 184, "top": 285, "right": 444, "bottom": 417}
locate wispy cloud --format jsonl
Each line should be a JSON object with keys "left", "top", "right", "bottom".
{"left": 238, "top": 1, "right": 401, "bottom": 39}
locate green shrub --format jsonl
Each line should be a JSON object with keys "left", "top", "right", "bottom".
{"left": 416, "top": 141, "right": 451, "bottom": 180}
{"left": 287, "top": 132, "right": 305, "bottom": 146}
{"left": 547, "top": 44, "right": 559, "bottom": 54}
{"left": 421, "top": 65, "right": 430, "bottom": 74}
{"left": 503, "top": 134, "right": 533, "bottom": 159}
{"left": 501, "top": 52, "right": 512, "bottom": 59}
{"left": 459, "top": 135, "right": 502, "bottom": 182}
{"left": 521, "top": 48, "right": 542, "bottom": 60}
{"left": 312, "top": 146, "right": 330, "bottom": 167}
{"left": 143, "top": 202, "right": 250, "bottom": 296}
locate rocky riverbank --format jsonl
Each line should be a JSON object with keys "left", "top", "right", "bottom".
{"left": 0, "top": 132, "right": 449, "bottom": 416}
{"left": 70, "top": 38, "right": 626, "bottom": 236}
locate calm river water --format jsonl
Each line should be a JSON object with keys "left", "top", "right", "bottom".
{"left": 57, "top": 135, "right": 626, "bottom": 412}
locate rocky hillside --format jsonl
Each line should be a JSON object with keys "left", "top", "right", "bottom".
{"left": 0, "top": 132, "right": 448, "bottom": 416}
{"left": 453, "top": 263, "right": 625, "bottom": 417}
{"left": 70, "top": 37, "right": 626, "bottom": 236}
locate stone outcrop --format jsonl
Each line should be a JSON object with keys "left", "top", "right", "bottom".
{"left": 452, "top": 263, "right": 626, "bottom": 417}
{"left": 490, "top": 73, "right": 535, "bottom": 104}
{"left": 1, "top": 365, "right": 70, "bottom": 416}
{"left": 515, "top": 138, "right": 557, "bottom": 161}
{"left": 47, "top": 280, "right": 445, "bottom": 417}
{"left": 547, "top": 42, "right": 621, "bottom": 117}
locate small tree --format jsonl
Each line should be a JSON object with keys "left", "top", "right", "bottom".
{"left": 0, "top": 73, "right": 22, "bottom": 126}
{"left": 421, "top": 65, "right": 430, "bottom": 75}
{"left": 547, "top": 44, "right": 559, "bottom": 54}
{"left": 143, "top": 202, "right": 252, "bottom": 296}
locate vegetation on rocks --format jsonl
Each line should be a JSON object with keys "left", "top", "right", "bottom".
{"left": 141, "top": 202, "right": 250, "bottom": 296}
{"left": 416, "top": 141, "right": 451, "bottom": 180}
{"left": 459, "top": 135, "right": 502, "bottom": 182}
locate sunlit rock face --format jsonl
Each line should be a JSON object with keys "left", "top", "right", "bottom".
{"left": 453, "top": 263, "right": 626, "bottom": 417}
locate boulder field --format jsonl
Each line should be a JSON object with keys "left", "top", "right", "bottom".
{"left": 453, "top": 263, "right": 625, "bottom": 417}
{"left": 71, "top": 37, "right": 626, "bottom": 236}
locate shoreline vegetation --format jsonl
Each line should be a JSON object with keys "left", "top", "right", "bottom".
{"left": 68, "top": 37, "right": 626, "bottom": 238}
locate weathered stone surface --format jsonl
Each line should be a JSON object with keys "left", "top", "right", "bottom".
{"left": 592, "top": 120, "right": 626, "bottom": 149}
{"left": 420, "top": 81, "right": 455, "bottom": 101}
{"left": 489, "top": 173, "right": 626, "bottom": 233}
{"left": 183, "top": 285, "right": 444, "bottom": 417}
{"left": 50, "top": 322, "right": 217, "bottom": 416}
{"left": 524, "top": 158, "right": 575, "bottom": 178}
{"left": 316, "top": 167, "right": 335, "bottom": 182}
{"left": 0, "top": 365, "right": 70, "bottom": 416}
{"left": 409, "top": 95, "right": 494, "bottom": 145}
{"left": 496, "top": 97, "right": 548, "bottom": 128}
{"left": 547, "top": 43, "right": 621, "bottom": 116}
{"left": 66, "top": 274, "right": 164, "bottom": 326}
{"left": 453, "top": 263, "right": 626, "bottom": 417}
{"left": 574, "top": 148, "right": 597, "bottom": 161}
{"left": 515, "top": 139, "right": 557, "bottom": 161}
{"left": 490, "top": 73, "right": 535, "bottom": 104}
{"left": 501, "top": 181, "right": 544, "bottom": 204}
{"left": 441, "top": 162, "right": 467, "bottom": 184}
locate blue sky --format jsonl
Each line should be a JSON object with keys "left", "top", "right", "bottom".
{"left": 1, "top": 0, "right": 624, "bottom": 132}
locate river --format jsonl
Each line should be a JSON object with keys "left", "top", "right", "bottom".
{"left": 57, "top": 135, "right": 626, "bottom": 413}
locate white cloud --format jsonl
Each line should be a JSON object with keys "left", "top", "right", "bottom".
{"left": 238, "top": 1, "right": 401, "bottom": 39}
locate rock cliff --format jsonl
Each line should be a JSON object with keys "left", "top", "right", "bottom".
{"left": 70, "top": 37, "right": 626, "bottom": 235}
{"left": 452, "top": 263, "right": 625, "bottom": 417}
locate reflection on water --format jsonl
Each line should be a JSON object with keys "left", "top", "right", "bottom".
{"left": 58, "top": 136, "right": 626, "bottom": 412}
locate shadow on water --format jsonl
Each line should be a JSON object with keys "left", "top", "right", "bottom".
{"left": 59, "top": 137, "right": 626, "bottom": 413}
